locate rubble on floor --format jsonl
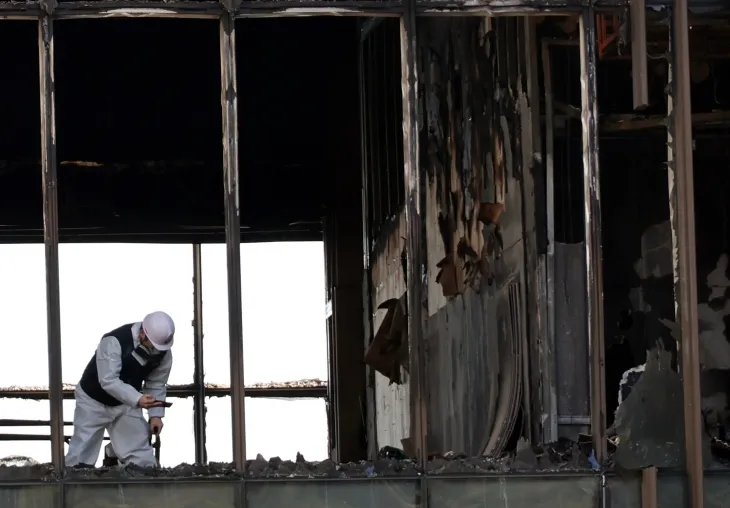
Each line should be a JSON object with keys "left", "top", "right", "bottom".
{"left": 427, "top": 438, "right": 594, "bottom": 474}
{"left": 0, "top": 442, "right": 595, "bottom": 481}
{"left": 0, "top": 437, "right": 623, "bottom": 482}
{"left": 246, "top": 453, "right": 417, "bottom": 478}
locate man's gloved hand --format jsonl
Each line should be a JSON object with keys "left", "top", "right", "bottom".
{"left": 149, "top": 417, "right": 164, "bottom": 435}
{"left": 137, "top": 394, "right": 162, "bottom": 409}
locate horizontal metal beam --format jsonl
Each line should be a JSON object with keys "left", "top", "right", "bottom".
{"left": 0, "top": 384, "right": 328, "bottom": 400}
{"left": 0, "top": 433, "right": 109, "bottom": 442}
{"left": 0, "top": 471, "right": 603, "bottom": 486}
{"left": 0, "top": 0, "right": 597, "bottom": 19}
{"left": 0, "top": 419, "right": 73, "bottom": 426}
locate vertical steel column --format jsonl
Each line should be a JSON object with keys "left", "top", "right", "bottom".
{"left": 541, "top": 38, "right": 558, "bottom": 444}
{"left": 578, "top": 10, "right": 607, "bottom": 464}
{"left": 358, "top": 22, "right": 378, "bottom": 460}
{"left": 38, "top": 9, "right": 64, "bottom": 472}
{"left": 668, "top": 0, "right": 704, "bottom": 505}
{"left": 399, "top": 0, "right": 428, "bottom": 471}
{"left": 219, "top": 10, "right": 246, "bottom": 470}
{"left": 192, "top": 243, "right": 207, "bottom": 464}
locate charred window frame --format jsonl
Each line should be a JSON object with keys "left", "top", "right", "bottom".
{"left": 361, "top": 18, "right": 404, "bottom": 244}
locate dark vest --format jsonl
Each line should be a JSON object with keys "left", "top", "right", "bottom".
{"left": 79, "top": 323, "right": 167, "bottom": 407}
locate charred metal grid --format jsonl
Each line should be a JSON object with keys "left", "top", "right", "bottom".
{"left": 0, "top": 3, "right": 706, "bottom": 508}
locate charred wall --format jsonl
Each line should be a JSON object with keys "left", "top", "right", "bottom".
{"left": 366, "top": 18, "right": 533, "bottom": 456}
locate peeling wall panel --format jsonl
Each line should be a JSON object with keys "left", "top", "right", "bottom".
{"left": 370, "top": 210, "right": 410, "bottom": 448}
{"left": 416, "top": 17, "right": 528, "bottom": 455}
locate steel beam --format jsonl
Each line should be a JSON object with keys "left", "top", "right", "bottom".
{"left": 0, "top": 0, "right": 594, "bottom": 20}
{"left": 541, "top": 38, "right": 558, "bottom": 444}
{"left": 358, "top": 21, "right": 378, "bottom": 461}
{"left": 0, "top": 384, "right": 326, "bottom": 400}
{"left": 192, "top": 244, "right": 207, "bottom": 465}
{"left": 399, "top": 0, "right": 428, "bottom": 472}
{"left": 578, "top": 9, "right": 607, "bottom": 464}
{"left": 630, "top": 0, "right": 649, "bottom": 109}
{"left": 641, "top": 467, "right": 658, "bottom": 508}
{"left": 38, "top": 8, "right": 65, "bottom": 473}
{"left": 219, "top": 9, "right": 247, "bottom": 471}
{"left": 667, "top": 0, "right": 704, "bottom": 505}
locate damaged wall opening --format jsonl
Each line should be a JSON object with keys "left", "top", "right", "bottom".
{"left": 541, "top": 14, "right": 730, "bottom": 470}
{"left": 0, "top": 242, "right": 329, "bottom": 465}
{"left": 0, "top": 16, "right": 358, "bottom": 468}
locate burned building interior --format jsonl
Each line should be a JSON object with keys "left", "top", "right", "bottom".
{"left": 0, "top": 0, "right": 730, "bottom": 507}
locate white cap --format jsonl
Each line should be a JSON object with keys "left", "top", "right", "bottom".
{"left": 142, "top": 311, "right": 175, "bottom": 351}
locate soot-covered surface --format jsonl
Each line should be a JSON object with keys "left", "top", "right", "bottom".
{"left": 0, "top": 18, "right": 359, "bottom": 243}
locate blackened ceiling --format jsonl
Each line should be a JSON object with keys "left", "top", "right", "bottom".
{"left": 0, "top": 17, "right": 359, "bottom": 243}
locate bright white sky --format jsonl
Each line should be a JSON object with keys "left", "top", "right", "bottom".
{"left": 0, "top": 242, "right": 328, "bottom": 466}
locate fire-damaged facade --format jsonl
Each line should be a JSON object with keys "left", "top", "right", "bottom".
{"left": 0, "top": 0, "right": 729, "bottom": 506}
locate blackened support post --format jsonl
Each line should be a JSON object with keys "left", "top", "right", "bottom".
{"left": 522, "top": 17, "right": 546, "bottom": 446}
{"left": 578, "top": 9, "right": 607, "bottom": 464}
{"left": 38, "top": 6, "right": 64, "bottom": 473}
{"left": 668, "top": 0, "right": 704, "bottom": 505}
{"left": 541, "top": 38, "right": 558, "bottom": 445}
{"left": 400, "top": 0, "right": 428, "bottom": 471}
{"left": 219, "top": 7, "right": 246, "bottom": 470}
{"left": 192, "top": 243, "right": 207, "bottom": 464}
{"left": 630, "top": 0, "right": 649, "bottom": 110}
{"left": 358, "top": 24, "right": 378, "bottom": 460}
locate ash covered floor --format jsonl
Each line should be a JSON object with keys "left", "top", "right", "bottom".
{"left": 0, "top": 439, "right": 598, "bottom": 482}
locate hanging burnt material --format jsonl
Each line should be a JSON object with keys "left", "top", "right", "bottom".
{"left": 420, "top": 18, "right": 519, "bottom": 301}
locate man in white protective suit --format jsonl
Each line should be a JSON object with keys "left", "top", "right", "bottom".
{"left": 64, "top": 311, "right": 175, "bottom": 468}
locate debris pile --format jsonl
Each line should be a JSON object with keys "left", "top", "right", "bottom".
{"left": 247, "top": 453, "right": 417, "bottom": 478}
{"left": 0, "top": 440, "right": 600, "bottom": 482}
{"left": 427, "top": 439, "right": 593, "bottom": 474}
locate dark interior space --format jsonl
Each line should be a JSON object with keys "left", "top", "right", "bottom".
{"left": 543, "top": 16, "right": 730, "bottom": 431}
{"left": 0, "top": 17, "right": 360, "bottom": 244}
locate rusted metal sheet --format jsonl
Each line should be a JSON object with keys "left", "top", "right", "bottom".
{"left": 38, "top": 8, "right": 65, "bottom": 473}
{"left": 578, "top": 9, "right": 608, "bottom": 464}
{"left": 668, "top": 0, "right": 704, "bottom": 505}
{"left": 219, "top": 8, "right": 246, "bottom": 471}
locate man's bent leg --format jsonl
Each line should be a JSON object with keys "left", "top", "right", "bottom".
{"left": 65, "top": 386, "right": 109, "bottom": 467}
{"left": 108, "top": 406, "right": 157, "bottom": 468}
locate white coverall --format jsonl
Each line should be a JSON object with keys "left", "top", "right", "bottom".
{"left": 65, "top": 322, "right": 172, "bottom": 468}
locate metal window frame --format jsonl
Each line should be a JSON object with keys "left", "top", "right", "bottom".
{"left": 0, "top": 3, "right": 704, "bottom": 508}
